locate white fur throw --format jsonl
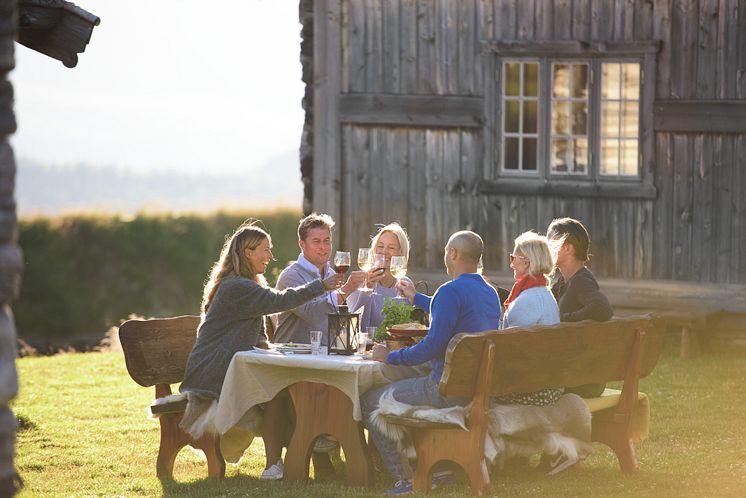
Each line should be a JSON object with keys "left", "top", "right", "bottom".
{"left": 371, "top": 391, "right": 592, "bottom": 469}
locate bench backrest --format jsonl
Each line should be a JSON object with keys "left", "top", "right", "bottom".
{"left": 119, "top": 315, "right": 201, "bottom": 387}
{"left": 440, "top": 315, "right": 663, "bottom": 398}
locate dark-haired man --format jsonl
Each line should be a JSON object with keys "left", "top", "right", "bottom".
{"left": 547, "top": 217, "right": 613, "bottom": 397}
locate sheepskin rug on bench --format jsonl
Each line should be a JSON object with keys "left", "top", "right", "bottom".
{"left": 371, "top": 390, "right": 592, "bottom": 470}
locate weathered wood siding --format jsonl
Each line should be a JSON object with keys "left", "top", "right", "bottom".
{"left": 312, "top": 0, "right": 746, "bottom": 283}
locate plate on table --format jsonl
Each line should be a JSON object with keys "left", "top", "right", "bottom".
{"left": 387, "top": 323, "right": 428, "bottom": 338}
{"left": 275, "top": 343, "right": 313, "bottom": 354}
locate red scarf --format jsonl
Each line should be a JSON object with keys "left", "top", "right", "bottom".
{"left": 503, "top": 274, "right": 548, "bottom": 310}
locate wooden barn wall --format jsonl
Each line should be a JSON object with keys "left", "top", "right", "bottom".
{"left": 330, "top": 0, "right": 746, "bottom": 282}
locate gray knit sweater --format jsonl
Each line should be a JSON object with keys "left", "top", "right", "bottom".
{"left": 180, "top": 275, "right": 325, "bottom": 399}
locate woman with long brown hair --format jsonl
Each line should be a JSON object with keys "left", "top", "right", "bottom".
{"left": 179, "top": 220, "right": 343, "bottom": 480}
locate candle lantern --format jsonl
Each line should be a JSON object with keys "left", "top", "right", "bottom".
{"left": 327, "top": 305, "right": 360, "bottom": 355}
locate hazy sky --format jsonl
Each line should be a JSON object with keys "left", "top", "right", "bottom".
{"left": 10, "top": 0, "right": 304, "bottom": 175}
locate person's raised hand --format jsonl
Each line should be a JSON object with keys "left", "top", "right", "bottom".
{"left": 366, "top": 267, "right": 386, "bottom": 285}
{"left": 341, "top": 270, "right": 367, "bottom": 295}
{"left": 371, "top": 342, "right": 390, "bottom": 363}
{"left": 397, "top": 279, "right": 416, "bottom": 303}
{"left": 323, "top": 272, "right": 345, "bottom": 291}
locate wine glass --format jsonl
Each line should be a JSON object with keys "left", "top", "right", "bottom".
{"left": 358, "top": 248, "right": 373, "bottom": 292}
{"left": 477, "top": 255, "right": 484, "bottom": 275}
{"left": 390, "top": 255, "right": 408, "bottom": 298}
{"left": 333, "top": 251, "right": 350, "bottom": 275}
{"left": 390, "top": 255, "right": 407, "bottom": 280}
{"left": 372, "top": 253, "right": 387, "bottom": 274}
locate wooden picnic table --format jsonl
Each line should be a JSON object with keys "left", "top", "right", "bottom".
{"left": 214, "top": 348, "right": 426, "bottom": 485}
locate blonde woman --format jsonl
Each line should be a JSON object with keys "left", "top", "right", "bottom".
{"left": 497, "top": 231, "right": 561, "bottom": 408}
{"left": 346, "top": 222, "right": 412, "bottom": 330}
{"left": 501, "top": 231, "right": 560, "bottom": 328}
{"left": 179, "top": 220, "right": 343, "bottom": 480}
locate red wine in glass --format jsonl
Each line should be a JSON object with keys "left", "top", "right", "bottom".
{"left": 333, "top": 251, "right": 351, "bottom": 275}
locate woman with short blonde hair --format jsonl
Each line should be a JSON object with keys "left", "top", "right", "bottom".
{"left": 502, "top": 231, "right": 558, "bottom": 328}
{"left": 497, "top": 231, "right": 561, "bottom": 407}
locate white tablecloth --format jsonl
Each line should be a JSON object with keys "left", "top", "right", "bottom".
{"left": 214, "top": 350, "right": 427, "bottom": 435}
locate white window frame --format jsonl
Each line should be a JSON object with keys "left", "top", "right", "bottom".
{"left": 501, "top": 60, "right": 540, "bottom": 175}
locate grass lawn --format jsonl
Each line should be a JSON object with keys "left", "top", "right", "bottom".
{"left": 12, "top": 338, "right": 746, "bottom": 497}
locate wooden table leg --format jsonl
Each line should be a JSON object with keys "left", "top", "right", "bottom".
{"left": 285, "top": 382, "right": 373, "bottom": 486}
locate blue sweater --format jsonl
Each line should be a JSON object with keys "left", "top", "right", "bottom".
{"left": 387, "top": 273, "right": 501, "bottom": 382}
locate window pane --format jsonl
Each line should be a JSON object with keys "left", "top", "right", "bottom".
{"left": 601, "top": 101, "right": 620, "bottom": 137}
{"left": 600, "top": 138, "right": 619, "bottom": 175}
{"left": 505, "top": 101, "right": 520, "bottom": 132}
{"left": 622, "top": 63, "right": 640, "bottom": 100}
{"left": 523, "top": 101, "right": 537, "bottom": 133}
{"left": 621, "top": 102, "right": 639, "bottom": 138}
{"left": 505, "top": 137, "right": 519, "bottom": 169}
{"left": 621, "top": 139, "right": 638, "bottom": 176}
{"left": 552, "top": 101, "right": 569, "bottom": 135}
{"left": 571, "top": 138, "right": 588, "bottom": 173}
{"left": 523, "top": 138, "right": 537, "bottom": 170}
{"left": 523, "top": 63, "right": 539, "bottom": 97}
{"left": 571, "top": 102, "right": 587, "bottom": 135}
{"left": 552, "top": 64, "right": 569, "bottom": 97}
{"left": 572, "top": 64, "right": 589, "bottom": 98}
{"left": 505, "top": 62, "right": 520, "bottom": 96}
{"left": 602, "top": 63, "right": 621, "bottom": 99}
{"left": 551, "top": 139, "right": 568, "bottom": 172}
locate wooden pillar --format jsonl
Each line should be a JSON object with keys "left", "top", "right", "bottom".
{"left": 0, "top": 1, "right": 23, "bottom": 494}
{"left": 299, "top": 0, "right": 314, "bottom": 215}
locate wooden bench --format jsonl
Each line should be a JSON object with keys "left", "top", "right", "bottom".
{"left": 386, "top": 315, "right": 664, "bottom": 495}
{"left": 119, "top": 315, "right": 226, "bottom": 480}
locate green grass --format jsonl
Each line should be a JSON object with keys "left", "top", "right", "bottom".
{"left": 12, "top": 340, "right": 746, "bottom": 497}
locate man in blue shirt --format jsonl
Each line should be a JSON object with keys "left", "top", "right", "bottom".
{"left": 361, "top": 230, "right": 501, "bottom": 494}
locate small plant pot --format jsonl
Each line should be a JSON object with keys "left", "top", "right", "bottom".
{"left": 386, "top": 337, "right": 414, "bottom": 351}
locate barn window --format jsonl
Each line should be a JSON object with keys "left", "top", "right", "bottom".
{"left": 502, "top": 61, "right": 539, "bottom": 172}
{"left": 485, "top": 40, "right": 658, "bottom": 199}
{"left": 500, "top": 58, "right": 640, "bottom": 180}
{"left": 600, "top": 62, "right": 640, "bottom": 177}
{"left": 550, "top": 62, "right": 590, "bottom": 175}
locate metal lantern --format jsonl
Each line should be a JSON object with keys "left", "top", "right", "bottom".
{"left": 327, "top": 305, "right": 360, "bottom": 355}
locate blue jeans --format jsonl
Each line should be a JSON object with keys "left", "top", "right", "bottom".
{"left": 360, "top": 375, "right": 467, "bottom": 481}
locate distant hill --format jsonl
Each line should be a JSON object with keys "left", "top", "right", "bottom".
{"left": 16, "top": 150, "right": 304, "bottom": 216}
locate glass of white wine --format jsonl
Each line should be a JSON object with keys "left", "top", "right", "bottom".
{"left": 390, "top": 255, "right": 407, "bottom": 298}
{"left": 358, "top": 248, "right": 373, "bottom": 292}
{"left": 390, "top": 255, "right": 407, "bottom": 280}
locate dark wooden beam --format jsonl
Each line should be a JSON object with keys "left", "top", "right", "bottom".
{"left": 16, "top": 0, "right": 100, "bottom": 68}
{"left": 481, "top": 39, "right": 661, "bottom": 56}
{"left": 653, "top": 100, "right": 746, "bottom": 133}
{"left": 339, "top": 94, "right": 485, "bottom": 128}
{"left": 476, "top": 178, "right": 657, "bottom": 200}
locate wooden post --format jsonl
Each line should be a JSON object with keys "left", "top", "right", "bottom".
{"left": 0, "top": 1, "right": 23, "bottom": 493}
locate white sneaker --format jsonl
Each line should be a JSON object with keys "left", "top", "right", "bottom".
{"left": 261, "top": 459, "right": 284, "bottom": 480}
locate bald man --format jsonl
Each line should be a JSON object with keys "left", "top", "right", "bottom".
{"left": 361, "top": 231, "right": 501, "bottom": 493}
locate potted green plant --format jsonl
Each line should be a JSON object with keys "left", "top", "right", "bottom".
{"left": 375, "top": 298, "right": 428, "bottom": 350}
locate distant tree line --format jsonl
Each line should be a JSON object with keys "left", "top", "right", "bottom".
{"left": 16, "top": 210, "right": 302, "bottom": 351}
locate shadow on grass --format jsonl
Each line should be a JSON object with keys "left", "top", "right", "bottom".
{"left": 158, "top": 453, "right": 389, "bottom": 498}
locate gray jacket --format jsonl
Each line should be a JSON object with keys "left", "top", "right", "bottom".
{"left": 274, "top": 261, "right": 337, "bottom": 345}
{"left": 180, "top": 276, "right": 325, "bottom": 399}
